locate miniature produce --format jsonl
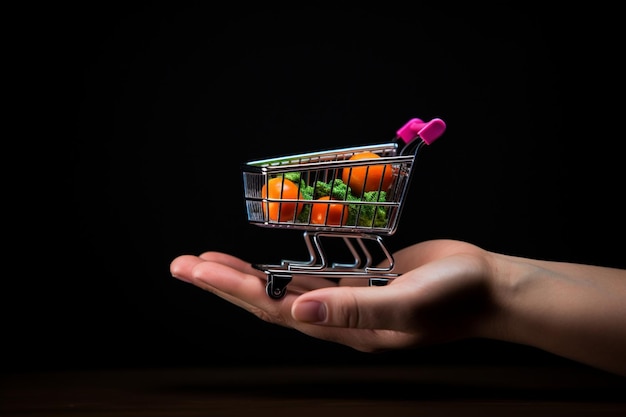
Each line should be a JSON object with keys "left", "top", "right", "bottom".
{"left": 341, "top": 151, "right": 393, "bottom": 196}
{"left": 309, "top": 196, "right": 350, "bottom": 226}
{"left": 261, "top": 177, "right": 303, "bottom": 221}
{"left": 280, "top": 172, "right": 389, "bottom": 227}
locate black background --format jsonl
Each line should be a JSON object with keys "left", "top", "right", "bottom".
{"left": 5, "top": 3, "right": 624, "bottom": 373}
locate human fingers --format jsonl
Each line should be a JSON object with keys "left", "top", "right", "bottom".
{"left": 291, "top": 253, "right": 493, "bottom": 349}
{"left": 170, "top": 253, "right": 264, "bottom": 315}
{"left": 187, "top": 261, "right": 413, "bottom": 350}
{"left": 198, "top": 251, "right": 267, "bottom": 279}
{"left": 292, "top": 280, "right": 424, "bottom": 333}
{"left": 171, "top": 252, "right": 336, "bottom": 327}
{"left": 188, "top": 259, "right": 301, "bottom": 325}
{"left": 197, "top": 252, "right": 339, "bottom": 293}
{"left": 171, "top": 251, "right": 275, "bottom": 284}
{"left": 170, "top": 254, "right": 211, "bottom": 284}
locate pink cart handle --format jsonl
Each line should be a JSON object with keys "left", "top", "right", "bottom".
{"left": 396, "top": 117, "right": 446, "bottom": 145}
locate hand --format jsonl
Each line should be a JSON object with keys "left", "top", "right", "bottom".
{"left": 171, "top": 239, "right": 626, "bottom": 376}
{"left": 169, "top": 240, "right": 499, "bottom": 352}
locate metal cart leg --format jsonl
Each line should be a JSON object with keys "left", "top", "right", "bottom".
{"left": 259, "top": 232, "right": 398, "bottom": 298}
{"left": 280, "top": 231, "right": 320, "bottom": 267}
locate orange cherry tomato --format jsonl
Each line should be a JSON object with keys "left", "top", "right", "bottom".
{"left": 261, "top": 177, "right": 303, "bottom": 222}
{"left": 310, "top": 196, "right": 350, "bottom": 226}
{"left": 341, "top": 151, "right": 394, "bottom": 196}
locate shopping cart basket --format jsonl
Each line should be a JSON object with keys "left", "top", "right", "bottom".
{"left": 242, "top": 117, "right": 446, "bottom": 299}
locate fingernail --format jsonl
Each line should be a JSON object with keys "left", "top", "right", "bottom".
{"left": 293, "top": 301, "right": 326, "bottom": 323}
{"left": 171, "top": 273, "right": 191, "bottom": 284}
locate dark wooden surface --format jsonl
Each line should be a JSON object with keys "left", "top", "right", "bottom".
{"left": 2, "top": 365, "right": 625, "bottom": 416}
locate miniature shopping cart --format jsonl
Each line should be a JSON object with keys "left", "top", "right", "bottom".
{"left": 242, "top": 117, "right": 446, "bottom": 299}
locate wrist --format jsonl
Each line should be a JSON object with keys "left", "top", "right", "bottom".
{"left": 475, "top": 251, "right": 533, "bottom": 344}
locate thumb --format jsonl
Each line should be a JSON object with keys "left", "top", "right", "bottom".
{"left": 291, "top": 285, "right": 410, "bottom": 330}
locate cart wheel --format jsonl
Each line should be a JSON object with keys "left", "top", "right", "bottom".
{"left": 369, "top": 278, "right": 389, "bottom": 286}
{"left": 266, "top": 274, "right": 292, "bottom": 299}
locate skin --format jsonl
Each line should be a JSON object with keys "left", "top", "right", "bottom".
{"left": 170, "top": 239, "right": 626, "bottom": 377}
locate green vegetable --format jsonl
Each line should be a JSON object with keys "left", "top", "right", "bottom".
{"left": 313, "top": 178, "right": 354, "bottom": 201}
{"left": 349, "top": 190, "right": 388, "bottom": 227}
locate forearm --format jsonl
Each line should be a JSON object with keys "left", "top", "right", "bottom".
{"left": 486, "top": 253, "right": 626, "bottom": 376}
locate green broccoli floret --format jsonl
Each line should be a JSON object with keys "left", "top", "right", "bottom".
{"left": 283, "top": 172, "right": 302, "bottom": 183}
{"left": 300, "top": 183, "right": 315, "bottom": 201}
{"left": 313, "top": 178, "right": 353, "bottom": 201}
{"left": 349, "top": 190, "right": 388, "bottom": 227}
{"left": 363, "top": 190, "right": 387, "bottom": 203}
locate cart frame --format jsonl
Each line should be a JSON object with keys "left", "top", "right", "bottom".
{"left": 241, "top": 118, "right": 446, "bottom": 298}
